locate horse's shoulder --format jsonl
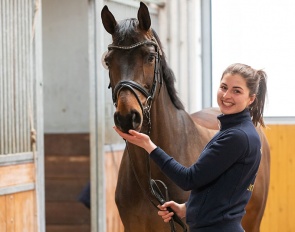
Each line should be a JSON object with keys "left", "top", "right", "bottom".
{"left": 190, "top": 107, "right": 220, "bottom": 130}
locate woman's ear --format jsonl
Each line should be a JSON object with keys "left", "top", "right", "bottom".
{"left": 249, "top": 94, "right": 256, "bottom": 106}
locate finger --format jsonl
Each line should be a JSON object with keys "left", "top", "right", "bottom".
{"left": 162, "top": 212, "right": 174, "bottom": 223}
{"left": 128, "top": 129, "right": 138, "bottom": 135}
{"left": 158, "top": 210, "right": 168, "bottom": 216}
{"left": 157, "top": 205, "right": 167, "bottom": 211}
{"left": 128, "top": 129, "right": 144, "bottom": 139}
{"left": 161, "top": 201, "right": 174, "bottom": 209}
{"left": 158, "top": 211, "right": 174, "bottom": 218}
{"left": 163, "top": 217, "right": 172, "bottom": 223}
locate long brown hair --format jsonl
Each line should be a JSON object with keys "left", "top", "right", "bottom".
{"left": 222, "top": 63, "right": 268, "bottom": 127}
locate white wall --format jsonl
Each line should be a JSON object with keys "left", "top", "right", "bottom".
{"left": 211, "top": 0, "right": 295, "bottom": 117}
{"left": 43, "top": 0, "right": 89, "bottom": 133}
{"left": 161, "top": 0, "right": 203, "bottom": 113}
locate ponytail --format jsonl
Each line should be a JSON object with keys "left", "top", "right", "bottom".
{"left": 250, "top": 70, "right": 267, "bottom": 127}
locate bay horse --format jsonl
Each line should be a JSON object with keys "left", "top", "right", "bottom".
{"left": 101, "top": 2, "right": 270, "bottom": 232}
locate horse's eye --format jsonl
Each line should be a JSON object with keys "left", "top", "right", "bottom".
{"left": 148, "top": 54, "right": 155, "bottom": 63}
{"left": 101, "top": 51, "right": 109, "bottom": 69}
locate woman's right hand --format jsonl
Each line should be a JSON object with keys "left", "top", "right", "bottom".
{"left": 157, "top": 201, "right": 186, "bottom": 223}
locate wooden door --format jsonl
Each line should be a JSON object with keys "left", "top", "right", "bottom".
{"left": 0, "top": 0, "right": 44, "bottom": 231}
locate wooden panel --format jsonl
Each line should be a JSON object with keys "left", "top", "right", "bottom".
{"left": 14, "top": 191, "right": 36, "bottom": 232}
{"left": 6, "top": 194, "right": 15, "bottom": 231}
{"left": 45, "top": 156, "right": 89, "bottom": 178}
{"left": 105, "top": 150, "right": 124, "bottom": 232}
{"left": 46, "top": 225, "right": 90, "bottom": 232}
{"left": 0, "top": 163, "right": 35, "bottom": 188}
{"left": 44, "top": 133, "right": 91, "bottom": 230}
{"left": 45, "top": 179, "right": 89, "bottom": 202}
{"left": 0, "top": 190, "right": 36, "bottom": 232}
{"left": 46, "top": 202, "right": 90, "bottom": 225}
{"left": 0, "top": 196, "right": 7, "bottom": 231}
{"left": 44, "top": 133, "right": 90, "bottom": 156}
{"left": 261, "top": 125, "right": 295, "bottom": 232}
{"left": 44, "top": 133, "right": 124, "bottom": 232}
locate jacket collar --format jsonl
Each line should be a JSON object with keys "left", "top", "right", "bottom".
{"left": 217, "top": 109, "right": 252, "bottom": 131}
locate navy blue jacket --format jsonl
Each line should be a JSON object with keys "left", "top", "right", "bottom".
{"left": 150, "top": 109, "right": 261, "bottom": 232}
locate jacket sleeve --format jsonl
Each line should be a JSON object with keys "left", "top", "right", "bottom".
{"left": 150, "top": 129, "right": 249, "bottom": 191}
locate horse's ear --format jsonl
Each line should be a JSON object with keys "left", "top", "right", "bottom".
{"left": 101, "top": 5, "right": 117, "bottom": 35}
{"left": 137, "top": 2, "right": 151, "bottom": 31}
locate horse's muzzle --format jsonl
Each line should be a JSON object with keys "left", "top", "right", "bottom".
{"left": 114, "top": 110, "right": 142, "bottom": 133}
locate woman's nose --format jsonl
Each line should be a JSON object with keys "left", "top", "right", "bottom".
{"left": 223, "top": 90, "right": 229, "bottom": 98}
{"left": 222, "top": 90, "right": 233, "bottom": 99}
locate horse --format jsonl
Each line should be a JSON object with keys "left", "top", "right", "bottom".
{"left": 101, "top": 2, "right": 270, "bottom": 232}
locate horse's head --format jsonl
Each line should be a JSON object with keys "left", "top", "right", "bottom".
{"left": 101, "top": 2, "right": 163, "bottom": 134}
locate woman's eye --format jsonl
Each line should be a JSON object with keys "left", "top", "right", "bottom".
{"left": 220, "top": 86, "right": 227, "bottom": 90}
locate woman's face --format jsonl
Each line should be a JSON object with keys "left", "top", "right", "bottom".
{"left": 217, "top": 73, "right": 255, "bottom": 115}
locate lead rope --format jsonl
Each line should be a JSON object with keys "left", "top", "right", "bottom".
{"left": 147, "top": 155, "right": 188, "bottom": 232}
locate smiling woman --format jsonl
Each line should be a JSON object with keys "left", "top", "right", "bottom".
{"left": 217, "top": 63, "right": 267, "bottom": 127}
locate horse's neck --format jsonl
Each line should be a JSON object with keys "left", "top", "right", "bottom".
{"left": 148, "top": 88, "right": 206, "bottom": 163}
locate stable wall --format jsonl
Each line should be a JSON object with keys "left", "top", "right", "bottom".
{"left": 43, "top": 0, "right": 89, "bottom": 134}
{"left": 261, "top": 124, "right": 295, "bottom": 232}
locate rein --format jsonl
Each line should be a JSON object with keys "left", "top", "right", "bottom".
{"left": 107, "top": 38, "right": 187, "bottom": 232}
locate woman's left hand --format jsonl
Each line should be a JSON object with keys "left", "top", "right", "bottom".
{"left": 113, "top": 126, "right": 157, "bottom": 154}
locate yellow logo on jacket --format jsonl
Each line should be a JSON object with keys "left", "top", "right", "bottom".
{"left": 247, "top": 184, "right": 254, "bottom": 192}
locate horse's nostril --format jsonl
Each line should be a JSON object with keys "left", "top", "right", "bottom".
{"left": 131, "top": 111, "right": 141, "bottom": 130}
{"left": 113, "top": 110, "right": 142, "bottom": 133}
{"left": 114, "top": 112, "right": 120, "bottom": 126}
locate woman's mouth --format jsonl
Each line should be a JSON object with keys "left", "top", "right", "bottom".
{"left": 222, "top": 101, "right": 234, "bottom": 107}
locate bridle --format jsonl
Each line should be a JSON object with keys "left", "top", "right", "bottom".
{"left": 106, "top": 38, "right": 187, "bottom": 232}
{"left": 108, "top": 39, "right": 162, "bottom": 134}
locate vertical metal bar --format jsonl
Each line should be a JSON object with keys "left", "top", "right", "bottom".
{"left": 33, "top": 0, "right": 45, "bottom": 230}
{"left": 11, "top": 0, "right": 16, "bottom": 154}
{"left": 24, "top": 0, "right": 29, "bottom": 152}
{"left": 29, "top": 0, "right": 33, "bottom": 152}
{"left": 7, "top": 0, "right": 13, "bottom": 154}
{"left": 4, "top": 0, "right": 9, "bottom": 153}
{"left": 187, "top": 0, "right": 202, "bottom": 112}
{"left": 89, "top": 0, "right": 106, "bottom": 231}
{"left": 179, "top": 0, "right": 188, "bottom": 108}
{"left": 20, "top": 0, "right": 25, "bottom": 151}
{"left": 0, "top": 0, "right": 4, "bottom": 154}
{"left": 10, "top": 0, "right": 14, "bottom": 153}
{"left": 28, "top": 0, "right": 34, "bottom": 152}
{"left": 15, "top": 0, "right": 20, "bottom": 153}
{"left": 201, "top": 0, "right": 212, "bottom": 108}
{"left": 18, "top": 0, "right": 22, "bottom": 152}
{"left": 2, "top": 0, "right": 7, "bottom": 154}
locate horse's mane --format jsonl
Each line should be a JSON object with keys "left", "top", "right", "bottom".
{"left": 151, "top": 29, "right": 185, "bottom": 110}
{"left": 114, "top": 19, "right": 185, "bottom": 110}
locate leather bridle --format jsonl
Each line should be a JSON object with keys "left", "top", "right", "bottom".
{"left": 106, "top": 38, "right": 187, "bottom": 232}
{"left": 108, "top": 39, "right": 162, "bottom": 125}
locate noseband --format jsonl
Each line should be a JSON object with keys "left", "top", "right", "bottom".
{"left": 108, "top": 39, "right": 162, "bottom": 118}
